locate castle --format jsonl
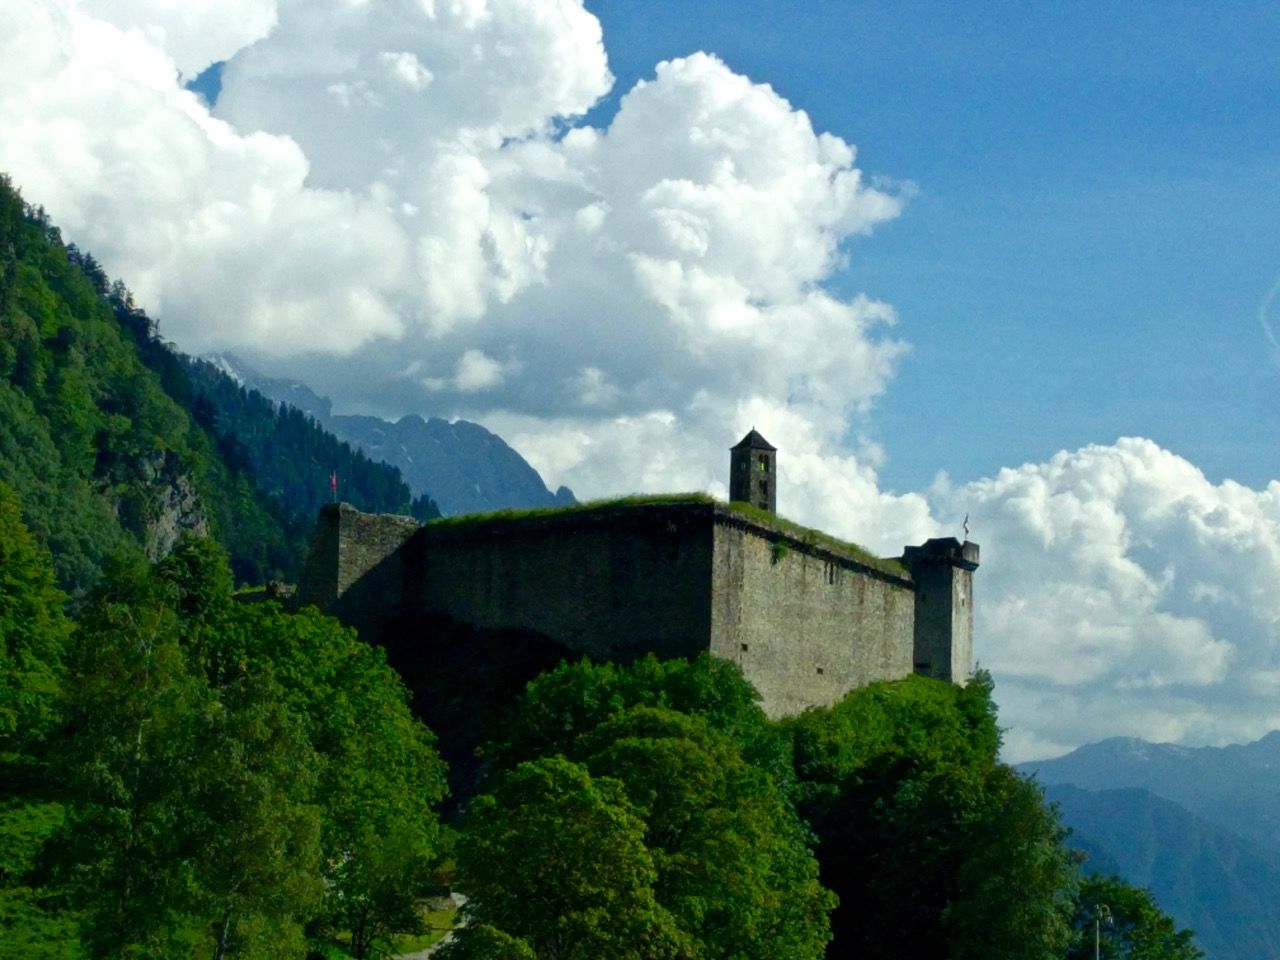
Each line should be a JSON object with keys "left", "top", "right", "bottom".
{"left": 297, "top": 431, "right": 979, "bottom": 717}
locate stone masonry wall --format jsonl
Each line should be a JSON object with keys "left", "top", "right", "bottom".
{"left": 298, "top": 503, "right": 418, "bottom": 636}
{"left": 298, "top": 501, "right": 967, "bottom": 717}
{"left": 708, "top": 515, "right": 916, "bottom": 716}
{"left": 404, "top": 502, "right": 717, "bottom": 663}
{"left": 907, "top": 547, "right": 977, "bottom": 683}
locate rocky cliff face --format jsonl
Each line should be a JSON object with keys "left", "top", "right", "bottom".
{"left": 128, "top": 452, "right": 208, "bottom": 560}
{"left": 143, "top": 468, "right": 207, "bottom": 560}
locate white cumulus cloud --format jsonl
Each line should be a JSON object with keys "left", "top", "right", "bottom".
{"left": 2, "top": 1, "right": 907, "bottom": 518}
{"left": 7, "top": 0, "right": 1280, "bottom": 763}
{"left": 79, "top": 0, "right": 277, "bottom": 77}
{"left": 945, "top": 438, "right": 1280, "bottom": 761}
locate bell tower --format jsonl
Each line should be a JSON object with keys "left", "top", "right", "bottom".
{"left": 730, "top": 429, "right": 777, "bottom": 513}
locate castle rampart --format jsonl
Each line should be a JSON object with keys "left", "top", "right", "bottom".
{"left": 405, "top": 500, "right": 717, "bottom": 664}
{"left": 708, "top": 516, "right": 916, "bottom": 715}
{"left": 298, "top": 495, "right": 978, "bottom": 717}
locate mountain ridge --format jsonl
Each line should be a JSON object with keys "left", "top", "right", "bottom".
{"left": 208, "top": 353, "right": 575, "bottom": 517}
{"left": 1021, "top": 731, "right": 1280, "bottom": 853}
{"left": 1045, "top": 782, "right": 1280, "bottom": 960}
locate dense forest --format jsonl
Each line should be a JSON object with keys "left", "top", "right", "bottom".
{"left": 0, "top": 176, "right": 1204, "bottom": 958}
{"left": 0, "top": 172, "right": 434, "bottom": 596}
{"left": 182, "top": 357, "right": 440, "bottom": 533}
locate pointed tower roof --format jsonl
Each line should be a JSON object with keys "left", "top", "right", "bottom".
{"left": 731, "top": 429, "right": 777, "bottom": 452}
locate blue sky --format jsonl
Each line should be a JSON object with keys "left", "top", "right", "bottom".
{"left": 587, "top": 0, "right": 1280, "bottom": 492}
{"left": 7, "top": 0, "right": 1280, "bottom": 759}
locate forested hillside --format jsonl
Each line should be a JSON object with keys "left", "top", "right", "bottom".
{"left": 1047, "top": 783, "right": 1280, "bottom": 960}
{"left": 0, "top": 177, "right": 1206, "bottom": 959}
{"left": 184, "top": 356, "right": 440, "bottom": 529}
{"left": 0, "top": 174, "right": 433, "bottom": 593}
{"left": 207, "top": 354, "right": 572, "bottom": 517}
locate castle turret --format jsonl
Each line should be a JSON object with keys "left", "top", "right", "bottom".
{"left": 297, "top": 502, "right": 418, "bottom": 636}
{"left": 730, "top": 429, "right": 777, "bottom": 513}
{"left": 901, "top": 537, "right": 979, "bottom": 683}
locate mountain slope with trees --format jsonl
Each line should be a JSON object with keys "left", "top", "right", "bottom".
{"left": 0, "top": 173, "right": 435, "bottom": 594}
{"left": 1021, "top": 733, "right": 1280, "bottom": 853}
{"left": 207, "top": 353, "right": 574, "bottom": 517}
{"left": 0, "top": 174, "right": 1203, "bottom": 959}
{"left": 1045, "top": 783, "right": 1280, "bottom": 960}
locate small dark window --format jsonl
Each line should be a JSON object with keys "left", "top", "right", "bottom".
{"left": 816, "top": 666, "right": 824, "bottom": 675}
{"left": 740, "top": 643, "right": 749, "bottom": 652}
{"left": 761, "top": 480, "right": 768, "bottom": 497}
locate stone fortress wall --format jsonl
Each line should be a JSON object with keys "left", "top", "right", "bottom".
{"left": 707, "top": 515, "right": 917, "bottom": 716}
{"left": 298, "top": 488, "right": 979, "bottom": 717}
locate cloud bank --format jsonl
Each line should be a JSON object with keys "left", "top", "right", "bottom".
{"left": 1, "top": 0, "right": 924, "bottom": 546}
{"left": 949, "top": 439, "right": 1280, "bottom": 760}
{"left": 4, "top": 0, "right": 1278, "bottom": 760}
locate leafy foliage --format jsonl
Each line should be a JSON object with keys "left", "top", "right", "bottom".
{"left": 576, "top": 708, "right": 835, "bottom": 960}
{"left": 443, "top": 756, "right": 687, "bottom": 960}
{"left": 0, "top": 482, "right": 71, "bottom": 749}
{"left": 489, "top": 653, "right": 791, "bottom": 789}
{"left": 47, "top": 536, "right": 445, "bottom": 959}
{"left": 466, "top": 657, "right": 832, "bottom": 960}
{"left": 1067, "top": 876, "right": 1203, "bottom": 960}
{"left": 0, "top": 798, "right": 81, "bottom": 960}
{"left": 786, "top": 672, "right": 1077, "bottom": 959}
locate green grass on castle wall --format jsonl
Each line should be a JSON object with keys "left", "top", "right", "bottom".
{"left": 722, "top": 501, "right": 906, "bottom": 577}
{"left": 422, "top": 493, "right": 906, "bottom": 578}
{"left": 424, "top": 493, "right": 717, "bottom": 529}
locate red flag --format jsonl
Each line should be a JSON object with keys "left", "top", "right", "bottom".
{"left": 330, "top": 470, "right": 338, "bottom": 500}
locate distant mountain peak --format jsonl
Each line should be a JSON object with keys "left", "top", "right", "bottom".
{"left": 1020, "top": 729, "right": 1280, "bottom": 856}
{"left": 204, "top": 352, "right": 249, "bottom": 388}
{"left": 201, "top": 354, "right": 575, "bottom": 516}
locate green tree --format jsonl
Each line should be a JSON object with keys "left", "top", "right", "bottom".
{"left": 155, "top": 537, "right": 448, "bottom": 957}
{"left": 57, "top": 562, "right": 215, "bottom": 957}
{"left": 436, "top": 925, "right": 536, "bottom": 960}
{"left": 578, "top": 707, "right": 835, "bottom": 960}
{"left": 0, "top": 799, "right": 82, "bottom": 960}
{"left": 444, "top": 756, "right": 688, "bottom": 960}
{"left": 0, "top": 482, "right": 71, "bottom": 751}
{"left": 211, "top": 602, "right": 448, "bottom": 958}
{"left": 55, "top": 552, "right": 325, "bottom": 958}
{"left": 184, "top": 670, "right": 323, "bottom": 960}
{"left": 0, "top": 487, "right": 80, "bottom": 957}
{"left": 480, "top": 657, "right": 833, "bottom": 960}
{"left": 492, "top": 653, "right": 790, "bottom": 789}
{"left": 155, "top": 533, "right": 234, "bottom": 625}
{"left": 786, "top": 672, "right": 1075, "bottom": 960}
{"left": 1066, "top": 876, "right": 1203, "bottom": 960}
{"left": 945, "top": 765, "right": 1077, "bottom": 960}
{"left": 52, "top": 538, "right": 447, "bottom": 957}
